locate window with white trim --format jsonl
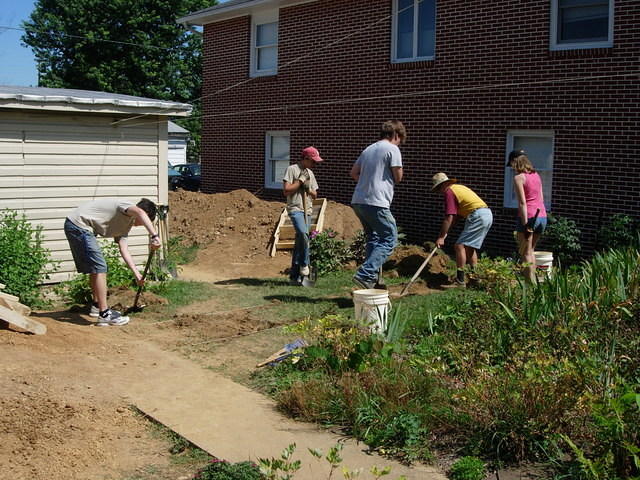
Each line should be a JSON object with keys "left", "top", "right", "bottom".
{"left": 251, "top": 11, "right": 278, "bottom": 77}
{"left": 392, "top": 0, "right": 436, "bottom": 62}
{"left": 265, "top": 131, "right": 290, "bottom": 189}
{"left": 504, "top": 131, "right": 554, "bottom": 209}
{"left": 550, "top": 0, "right": 614, "bottom": 50}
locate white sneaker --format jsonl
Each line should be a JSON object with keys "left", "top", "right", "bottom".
{"left": 96, "top": 309, "right": 130, "bottom": 327}
{"left": 300, "top": 265, "right": 310, "bottom": 276}
{"left": 89, "top": 304, "right": 100, "bottom": 317}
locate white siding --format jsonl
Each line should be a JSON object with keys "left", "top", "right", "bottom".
{"left": 0, "top": 110, "right": 168, "bottom": 283}
{"left": 168, "top": 138, "right": 187, "bottom": 166}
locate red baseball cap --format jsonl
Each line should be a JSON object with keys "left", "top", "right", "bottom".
{"left": 301, "top": 146, "right": 323, "bottom": 162}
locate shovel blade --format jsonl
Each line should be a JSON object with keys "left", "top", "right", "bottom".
{"left": 301, "top": 276, "right": 315, "bottom": 288}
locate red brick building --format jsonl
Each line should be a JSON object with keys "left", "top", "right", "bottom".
{"left": 179, "top": 0, "right": 639, "bottom": 253}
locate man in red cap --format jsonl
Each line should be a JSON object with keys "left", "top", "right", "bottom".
{"left": 282, "top": 146, "right": 323, "bottom": 285}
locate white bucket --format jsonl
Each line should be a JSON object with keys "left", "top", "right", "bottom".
{"left": 534, "top": 251, "right": 553, "bottom": 280}
{"left": 353, "top": 289, "right": 391, "bottom": 334}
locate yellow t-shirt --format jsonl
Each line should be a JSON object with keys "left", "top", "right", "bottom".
{"left": 448, "top": 184, "right": 487, "bottom": 218}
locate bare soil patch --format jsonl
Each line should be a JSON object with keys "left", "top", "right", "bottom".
{"left": 386, "top": 245, "right": 453, "bottom": 288}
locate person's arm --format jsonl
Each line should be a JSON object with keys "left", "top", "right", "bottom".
{"left": 513, "top": 174, "right": 528, "bottom": 227}
{"left": 350, "top": 163, "right": 361, "bottom": 182}
{"left": 125, "top": 205, "right": 161, "bottom": 250}
{"left": 436, "top": 215, "right": 455, "bottom": 248}
{"left": 391, "top": 166, "right": 403, "bottom": 183}
{"left": 283, "top": 169, "right": 309, "bottom": 196}
{"left": 116, "top": 237, "right": 145, "bottom": 286}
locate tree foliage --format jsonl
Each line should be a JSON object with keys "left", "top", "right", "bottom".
{"left": 21, "top": 0, "right": 214, "bottom": 160}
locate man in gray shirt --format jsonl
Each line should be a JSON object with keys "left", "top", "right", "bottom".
{"left": 64, "top": 198, "right": 161, "bottom": 325}
{"left": 350, "top": 120, "right": 406, "bottom": 289}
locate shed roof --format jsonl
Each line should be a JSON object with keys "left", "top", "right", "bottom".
{"left": 0, "top": 85, "right": 192, "bottom": 116}
{"left": 168, "top": 121, "right": 189, "bottom": 134}
{"left": 178, "top": 0, "right": 317, "bottom": 25}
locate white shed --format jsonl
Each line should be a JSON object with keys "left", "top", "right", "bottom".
{"left": 168, "top": 121, "right": 189, "bottom": 166}
{"left": 0, "top": 85, "right": 191, "bottom": 282}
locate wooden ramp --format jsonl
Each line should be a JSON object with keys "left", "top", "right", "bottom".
{"left": 0, "top": 283, "right": 46, "bottom": 335}
{"left": 270, "top": 198, "right": 327, "bottom": 257}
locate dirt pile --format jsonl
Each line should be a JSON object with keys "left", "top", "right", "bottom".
{"left": 385, "top": 245, "right": 452, "bottom": 287}
{"left": 323, "top": 201, "right": 362, "bottom": 240}
{"left": 107, "top": 286, "right": 168, "bottom": 312}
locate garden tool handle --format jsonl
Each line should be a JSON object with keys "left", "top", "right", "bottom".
{"left": 133, "top": 249, "right": 155, "bottom": 308}
{"left": 400, "top": 245, "right": 438, "bottom": 296}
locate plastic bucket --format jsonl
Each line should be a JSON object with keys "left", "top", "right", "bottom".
{"left": 353, "top": 289, "right": 390, "bottom": 334}
{"left": 534, "top": 251, "right": 553, "bottom": 280}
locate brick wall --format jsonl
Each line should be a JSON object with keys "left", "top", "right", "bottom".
{"left": 201, "top": 0, "right": 640, "bottom": 254}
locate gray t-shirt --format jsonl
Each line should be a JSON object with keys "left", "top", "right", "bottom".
{"left": 67, "top": 198, "right": 135, "bottom": 238}
{"left": 351, "top": 140, "right": 402, "bottom": 208}
{"left": 283, "top": 163, "right": 318, "bottom": 214}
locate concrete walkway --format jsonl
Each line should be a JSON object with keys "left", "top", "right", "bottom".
{"left": 124, "top": 341, "right": 446, "bottom": 480}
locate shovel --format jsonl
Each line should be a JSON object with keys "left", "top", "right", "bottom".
{"left": 398, "top": 245, "right": 438, "bottom": 297}
{"left": 301, "top": 191, "right": 316, "bottom": 288}
{"left": 126, "top": 249, "right": 155, "bottom": 314}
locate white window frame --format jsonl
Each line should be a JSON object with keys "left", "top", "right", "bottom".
{"left": 391, "top": 0, "right": 437, "bottom": 63}
{"left": 503, "top": 130, "right": 554, "bottom": 209}
{"left": 265, "top": 131, "right": 290, "bottom": 189}
{"left": 550, "top": 0, "right": 614, "bottom": 51}
{"left": 250, "top": 10, "right": 279, "bottom": 77}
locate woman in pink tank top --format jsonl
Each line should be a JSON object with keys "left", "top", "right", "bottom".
{"left": 508, "top": 150, "right": 547, "bottom": 283}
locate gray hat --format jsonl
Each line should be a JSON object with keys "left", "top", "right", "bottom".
{"left": 431, "top": 172, "right": 457, "bottom": 191}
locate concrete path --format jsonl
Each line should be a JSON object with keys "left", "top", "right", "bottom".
{"left": 124, "top": 341, "right": 446, "bottom": 480}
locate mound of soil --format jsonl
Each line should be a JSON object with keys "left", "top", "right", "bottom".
{"left": 385, "top": 245, "right": 452, "bottom": 288}
{"left": 108, "top": 286, "right": 168, "bottom": 312}
{"left": 172, "top": 310, "right": 276, "bottom": 340}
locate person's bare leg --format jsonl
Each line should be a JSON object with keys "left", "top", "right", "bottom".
{"left": 90, "top": 273, "right": 108, "bottom": 311}
{"left": 466, "top": 247, "right": 478, "bottom": 268}
{"left": 454, "top": 243, "right": 467, "bottom": 283}
{"left": 517, "top": 232, "right": 536, "bottom": 282}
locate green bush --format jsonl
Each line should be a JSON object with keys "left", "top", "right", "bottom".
{"left": 58, "top": 240, "right": 134, "bottom": 304}
{"left": 193, "top": 459, "right": 264, "bottom": 480}
{"left": 310, "top": 229, "right": 350, "bottom": 276}
{"left": 449, "top": 456, "right": 486, "bottom": 480}
{"left": 598, "top": 214, "right": 639, "bottom": 250}
{"left": 348, "top": 229, "right": 367, "bottom": 264}
{"left": 541, "top": 214, "right": 582, "bottom": 266}
{"left": 0, "top": 210, "right": 56, "bottom": 306}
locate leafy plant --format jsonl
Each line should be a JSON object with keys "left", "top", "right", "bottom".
{"left": 541, "top": 214, "right": 582, "bottom": 266}
{"left": 310, "top": 229, "right": 351, "bottom": 276}
{"left": 449, "top": 456, "right": 486, "bottom": 480}
{"left": 0, "top": 209, "right": 56, "bottom": 306}
{"left": 348, "top": 230, "right": 367, "bottom": 264}
{"left": 194, "top": 458, "right": 264, "bottom": 480}
{"left": 598, "top": 214, "right": 639, "bottom": 250}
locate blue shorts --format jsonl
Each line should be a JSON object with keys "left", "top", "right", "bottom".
{"left": 457, "top": 208, "right": 493, "bottom": 250}
{"left": 515, "top": 216, "right": 547, "bottom": 234}
{"left": 64, "top": 219, "right": 107, "bottom": 274}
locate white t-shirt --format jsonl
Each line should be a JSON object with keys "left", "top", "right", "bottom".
{"left": 283, "top": 163, "right": 318, "bottom": 214}
{"left": 351, "top": 140, "right": 402, "bottom": 208}
{"left": 67, "top": 198, "right": 135, "bottom": 238}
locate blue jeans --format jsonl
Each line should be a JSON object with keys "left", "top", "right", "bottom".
{"left": 64, "top": 219, "right": 108, "bottom": 274}
{"left": 351, "top": 204, "right": 398, "bottom": 283}
{"left": 288, "top": 211, "right": 310, "bottom": 279}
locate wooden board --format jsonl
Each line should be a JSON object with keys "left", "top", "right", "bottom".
{"left": 0, "top": 296, "right": 31, "bottom": 317}
{"left": 0, "top": 291, "right": 20, "bottom": 302}
{"left": 271, "top": 198, "right": 327, "bottom": 255}
{"left": 0, "top": 305, "right": 46, "bottom": 335}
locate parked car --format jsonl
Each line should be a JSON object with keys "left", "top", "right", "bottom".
{"left": 168, "top": 162, "right": 183, "bottom": 191}
{"left": 174, "top": 163, "right": 201, "bottom": 191}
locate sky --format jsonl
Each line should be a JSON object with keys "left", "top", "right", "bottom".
{"left": 0, "top": 0, "right": 38, "bottom": 86}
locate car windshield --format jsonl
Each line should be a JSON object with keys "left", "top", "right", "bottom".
{"left": 189, "top": 164, "right": 201, "bottom": 176}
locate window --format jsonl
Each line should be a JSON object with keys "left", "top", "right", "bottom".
{"left": 503, "top": 131, "right": 554, "bottom": 209}
{"left": 251, "top": 11, "right": 278, "bottom": 77}
{"left": 550, "top": 0, "right": 614, "bottom": 50}
{"left": 265, "top": 131, "right": 290, "bottom": 189}
{"left": 392, "top": 0, "right": 436, "bottom": 62}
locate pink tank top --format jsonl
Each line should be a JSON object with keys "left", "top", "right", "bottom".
{"left": 522, "top": 172, "right": 546, "bottom": 219}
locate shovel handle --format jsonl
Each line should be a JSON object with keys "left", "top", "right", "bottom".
{"left": 400, "top": 245, "right": 438, "bottom": 296}
{"left": 132, "top": 249, "right": 155, "bottom": 308}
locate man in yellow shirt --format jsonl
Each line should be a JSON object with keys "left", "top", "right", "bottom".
{"left": 432, "top": 173, "right": 493, "bottom": 285}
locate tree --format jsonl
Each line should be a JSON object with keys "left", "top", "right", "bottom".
{"left": 21, "top": 0, "right": 214, "bottom": 161}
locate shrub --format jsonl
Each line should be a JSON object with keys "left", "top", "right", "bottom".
{"left": 0, "top": 210, "right": 56, "bottom": 306}
{"left": 348, "top": 229, "right": 367, "bottom": 264}
{"left": 449, "top": 456, "right": 486, "bottom": 480}
{"left": 194, "top": 458, "right": 264, "bottom": 480}
{"left": 597, "top": 214, "right": 639, "bottom": 250}
{"left": 310, "top": 229, "right": 350, "bottom": 275}
{"left": 541, "top": 214, "right": 582, "bottom": 266}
